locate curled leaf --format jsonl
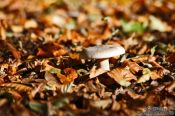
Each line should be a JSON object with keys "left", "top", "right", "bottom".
{"left": 77, "top": 69, "right": 89, "bottom": 76}
{"left": 57, "top": 68, "right": 78, "bottom": 84}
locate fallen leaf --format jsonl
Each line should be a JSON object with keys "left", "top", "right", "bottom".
{"left": 69, "top": 53, "right": 80, "bottom": 60}
{"left": 126, "top": 89, "right": 147, "bottom": 99}
{"left": 61, "top": 82, "right": 75, "bottom": 93}
{"left": 11, "top": 25, "right": 23, "bottom": 33}
{"left": 166, "top": 53, "right": 175, "bottom": 63}
{"left": 45, "top": 71, "right": 60, "bottom": 90}
{"left": 0, "top": 87, "right": 22, "bottom": 100}
{"left": 123, "top": 60, "right": 143, "bottom": 74}
{"left": 118, "top": 80, "right": 131, "bottom": 87}
{"left": 89, "top": 66, "right": 107, "bottom": 78}
{"left": 137, "top": 68, "right": 151, "bottom": 83}
{"left": 0, "top": 98, "right": 8, "bottom": 107}
{"left": 149, "top": 15, "right": 172, "bottom": 32}
{"left": 37, "top": 42, "right": 67, "bottom": 57}
{"left": 107, "top": 66, "right": 137, "bottom": 87}
{"left": 90, "top": 99, "right": 112, "bottom": 109}
{"left": 1, "top": 40, "right": 21, "bottom": 59}
{"left": 57, "top": 68, "right": 78, "bottom": 84}
{"left": 1, "top": 83, "right": 33, "bottom": 92}
{"left": 0, "top": 20, "right": 7, "bottom": 40}
{"left": 24, "top": 19, "right": 38, "bottom": 29}
{"left": 165, "top": 81, "right": 175, "bottom": 96}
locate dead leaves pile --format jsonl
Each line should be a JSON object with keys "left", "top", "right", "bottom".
{"left": 0, "top": 0, "right": 175, "bottom": 115}
{"left": 107, "top": 55, "right": 169, "bottom": 87}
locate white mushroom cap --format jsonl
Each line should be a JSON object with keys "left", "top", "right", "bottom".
{"left": 81, "top": 45, "right": 125, "bottom": 59}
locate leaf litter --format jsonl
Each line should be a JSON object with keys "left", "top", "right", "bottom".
{"left": 0, "top": 0, "right": 175, "bottom": 115}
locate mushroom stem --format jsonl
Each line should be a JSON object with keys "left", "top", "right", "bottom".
{"left": 99, "top": 59, "right": 110, "bottom": 71}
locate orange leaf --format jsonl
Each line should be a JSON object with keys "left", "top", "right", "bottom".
{"left": 57, "top": 68, "right": 78, "bottom": 84}
{"left": 108, "top": 67, "right": 137, "bottom": 82}
{"left": 123, "top": 60, "right": 143, "bottom": 74}
{"left": 37, "top": 48, "right": 47, "bottom": 56}
{"left": 37, "top": 42, "right": 67, "bottom": 57}
{"left": 69, "top": 53, "right": 80, "bottom": 60}
{"left": 107, "top": 66, "right": 137, "bottom": 87}
{"left": 6, "top": 41, "right": 21, "bottom": 59}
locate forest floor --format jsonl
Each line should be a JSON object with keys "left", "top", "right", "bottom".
{"left": 0, "top": 0, "right": 175, "bottom": 116}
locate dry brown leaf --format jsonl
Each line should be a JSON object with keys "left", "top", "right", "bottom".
{"left": 7, "top": 90, "right": 22, "bottom": 100}
{"left": 138, "top": 44, "right": 148, "bottom": 55}
{"left": 31, "top": 83, "right": 46, "bottom": 97}
{"left": 111, "top": 101, "right": 121, "bottom": 111}
{"left": 150, "top": 69, "right": 165, "bottom": 80}
{"left": 89, "top": 66, "right": 107, "bottom": 78}
{"left": 57, "top": 68, "right": 78, "bottom": 84}
{"left": 166, "top": 53, "right": 175, "bottom": 63}
{"left": 37, "top": 48, "right": 47, "bottom": 57}
{"left": 129, "top": 55, "right": 169, "bottom": 81}
{"left": 0, "top": 20, "right": 7, "bottom": 40}
{"left": 123, "top": 60, "right": 143, "bottom": 74}
{"left": 165, "top": 81, "right": 175, "bottom": 96}
{"left": 108, "top": 67, "right": 137, "bottom": 81}
{"left": 0, "top": 98, "right": 8, "bottom": 107}
{"left": 45, "top": 71, "right": 60, "bottom": 90}
{"left": 126, "top": 89, "right": 147, "bottom": 100}
{"left": 107, "top": 66, "right": 137, "bottom": 87}
{"left": 37, "top": 42, "right": 67, "bottom": 57}
{"left": 6, "top": 42, "right": 21, "bottom": 59}
{"left": 24, "top": 19, "right": 38, "bottom": 29}
{"left": 90, "top": 99, "right": 112, "bottom": 109}
{"left": 131, "top": 55, "right": 156, "bottom": 63}
{"left": 1, "top": 83, "right": 33, "bottom": 92}
{"left": 11, "top": 25, "right": 23, "bottom": 33}
{"left": 0, "top": 20, "right": 21, "bottom": 59}
{"left": 0, "top": 87, "right": 22, "bottom": 100}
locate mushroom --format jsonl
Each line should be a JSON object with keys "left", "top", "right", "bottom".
{"left": 80, "top": 45, "right": 125, "bottom": 71}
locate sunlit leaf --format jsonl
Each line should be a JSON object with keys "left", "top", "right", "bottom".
{"left": 90, "top": 99, "right": 112, "bottom": 109}
{"left": 149, "top": 15, "right": 172, "bottom": 32}
{"left": 61, "top": 82, "right": 75, "bottom": 93}
{"left": 49, "top": 68, "right": 61, "bottom": 74}
{"left": 137, "top": 68, "right": 151, "bottom": 83}
{"left": 150, "top": 45, "right": 157, "bottom": 56}
{"left": 118, "top": 80, "right": 131, "bottom": 87}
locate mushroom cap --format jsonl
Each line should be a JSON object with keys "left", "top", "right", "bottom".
{"left": 81, "top": 45, "right": 125, "bottom": 59}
